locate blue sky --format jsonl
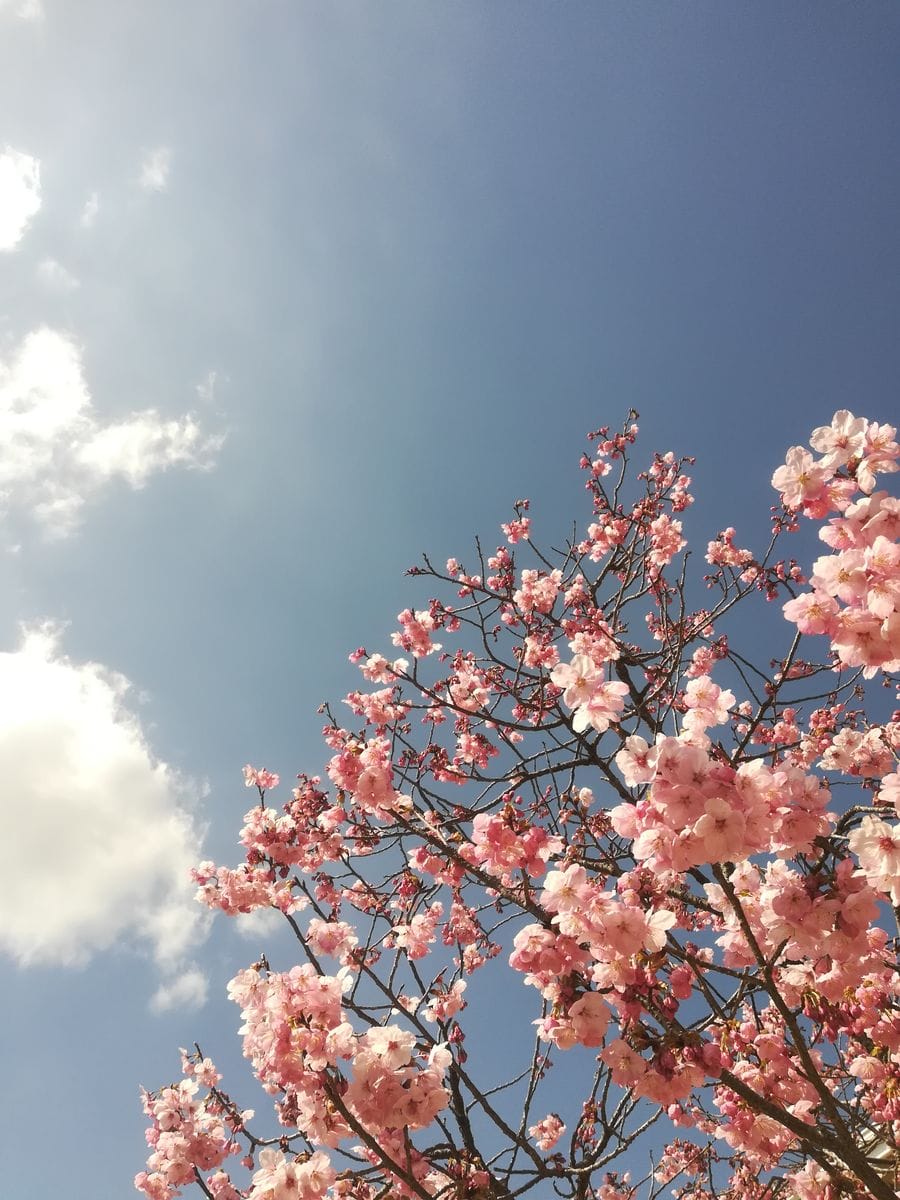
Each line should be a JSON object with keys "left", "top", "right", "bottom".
{"left": 1, "top": 3, "right": 899, "bottom": 1197}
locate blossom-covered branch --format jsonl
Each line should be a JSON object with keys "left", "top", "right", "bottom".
{"left": 139, "top": 411, "right": 900, "bottom": 1200}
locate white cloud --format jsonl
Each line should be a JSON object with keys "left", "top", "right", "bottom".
{"left": 0, "top": 147, "right": 41, "bottom": 251}
{"left": 234, "top": 907, "right": 283, "bottom": 940}
{"left": 139, "top": 146, "right": 171, "bottom": 191}
{"left": 196, "top": 369, "right": 220, "bottom": 405}
{"left": 37, "top": 258, "right": 79, "bottom": 291}
{"left": 0, "top": 327, "right": 223, "bottom": 535}
{"left": 150, "top": 965, "right": 209, "bottom": 1014}
{"left": 80, "top": 191, "right": 99, "bottom": 228}
{"left": 75, "top": 409, "right": 215, "bottom": 486}
{"left": 0, "top": 0, "right": 44, "bottom": 20}
{"left": 0, "top": 624, "right": 210, "bottom": 982}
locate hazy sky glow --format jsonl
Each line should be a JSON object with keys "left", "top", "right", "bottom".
{"left": 2, "top": 4, "right": 899, "bottom": 1197}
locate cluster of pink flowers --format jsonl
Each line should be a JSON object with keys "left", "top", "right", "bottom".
{"left": 137, "top": 1069, "right": 238, "bottom": 1199}
{"left": 391, "top": 607, "right": 441, "bottom": 657}
{"left": 138, "top": 412, "right": 900, "bottom": 1200}
{"left": 706, "top": 526, "right": 757, "bottom": 576}
{"left": 225, "top": 962, "right": 451, "bottom": 1159}
{"left": 460, "top": 805, "right": 562, "bottom": 885}
{"left": 529, "top": 1113, "right": 566, "bottom": 1150}
{"left": 609, "top": 733, "right": 832, "bottom": 871}
{"left": 192, "top": 861, "right": 303, "bottom": 917}
{"left": 243, "top": 765, "right": 280, "bottom": 793}
{"left": 552, "top": 656, "right": 629, "bottom": 734}
{"left": 501, "top": 514, "right": 531, "bottom": 543}
{"left": 705, "top": 858, "right": 887, "bottom": 1000}
{"left": 247, "top": 1149, "right": 335, "bottom": 1200}
{"left": 774, "top": 410, "right": 900, "bottom": 673}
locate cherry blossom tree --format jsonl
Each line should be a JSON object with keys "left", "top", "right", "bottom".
{"left": 138, "top": 410, "right": 900, "bottom": 1200}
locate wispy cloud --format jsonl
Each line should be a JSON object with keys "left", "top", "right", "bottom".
{"left": 79, "top": 190, "right": 99, "bottom": 228}
{"left": 0, "top": 147, "right": 41, "bottom": 251}
{"left": 0, "top": 624, "right": 210, "bottom": 996}
{"left": 234, "top": 907, "right": 283, "bottom": 940}
{"left": 37, "top": 257, "right": 79, "bottom": 291}
{"left": 150, "top": 965, "right": 209, "bottom": 1014}
{"left": 195, "top": 369, "right": 220, "bottom": 405}
{"left": 138, "top": 145, "right": 172, "bottom": 192}
{"left": 0, "top": 0, "right": 44, "bottom": 21}
{"left": 0, "top": 327, "right": 224, "bottom": 536}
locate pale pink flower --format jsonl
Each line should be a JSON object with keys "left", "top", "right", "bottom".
{"left": 600, "top": 1039, "right": 647, "bottom": 1086}
{"left": 692, "top": 796, "right": 747, "bottom": 863}
{"left": 529, "top": 1113, "right": 566, "bottom": 1151}
{"left": 541, "top": 863, "right": 590, "bottom": 911}
{"left": 550, "top": 655, "right": 601, "bottom": 708}
{"left": 877, "top": 771, "right": 900, "bottom": 817}
{"left": 809, "top": 409, "right": 868, "bottom": 469}
{"left": 249, "top": 1148, "right": 336, "bottom": 1200}
{"left": 615, "top": 735, "right": 659, "bottom": 786}
{"left": 568, "top": 991, "right": 611, "bottom": 1046}
{"left": 782, "top": 589, "right": 839, "bottom": 635}
{"left": 305, "top": 918, "right": 359, "bottom": 961}
{"left": 858, "top": 420, "right": 900, "bottom": 492}
{"left": 243, "top": 764, "right": 280, "bottom": 791}
{"left": 571, "top": 680, "right": 629, "bottom": 733}
{"left": 360, "top": 1024, "right": 416, "bottom": 1069}
{"left": 682, "top": 675, "right": 734, "bottom": 730}
{"left": 848, "top": 815, "right": 900, "bottom": 900}
{"left": 811, "top": 549, "right": 866, "bottom": 603}
{"left": 772, "top": 446, "right": 829, "bottom": 508}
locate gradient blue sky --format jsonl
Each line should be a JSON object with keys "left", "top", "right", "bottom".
{"left": 2, "top": 3, "right": 899, "bottom": 1197}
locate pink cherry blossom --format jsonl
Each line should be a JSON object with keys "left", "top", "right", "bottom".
{"left": 139, "top": 411, "right": 900, "bottom": 1200}
{"left": 772, "top": 446, "right": 829, "bottom": 509}
{"left": 529, "top": 1113, "right": 566, "bottom": 1150}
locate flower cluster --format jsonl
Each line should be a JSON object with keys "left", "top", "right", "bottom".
{"left": 774, "top": 410, "right": 900, "bottom": 673}
{"left": 139, "top": 412, "right": 900, "bottom": 1200}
